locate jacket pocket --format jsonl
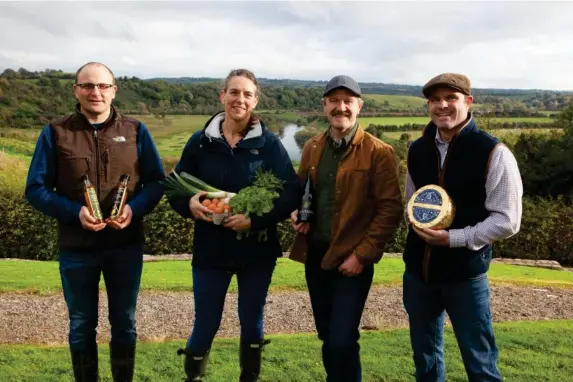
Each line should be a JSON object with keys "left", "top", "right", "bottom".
{"left": 345, "top": 169, "right": 369, "bottom": 198}
{"left": 59, "top": 155, "right": 91, "bottom": 186}
{"left": 109, "top": 144, "right": 139, "bottom": 188}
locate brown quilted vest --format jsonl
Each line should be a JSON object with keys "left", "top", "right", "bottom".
{"left": 50, "top": 105, "right": 142, "bottom": 250}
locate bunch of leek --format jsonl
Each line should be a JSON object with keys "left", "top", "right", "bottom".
{"left": 162, "top": 170, "right": 236, "bottom": 202}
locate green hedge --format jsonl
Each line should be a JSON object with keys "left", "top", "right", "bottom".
{"left": 0, "top": 191, "right": 300, "bottom": 260}
{"left": 0, "top": 190, "right": 57, "bottom": 260}
{"left": 1, "top": 189, "right": 572, "bottom": 265}
{"left": 495, "top": 197, "right": 573, "bottom": 264}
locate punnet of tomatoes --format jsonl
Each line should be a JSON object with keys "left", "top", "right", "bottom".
{"left": 201, "top": 198, "right": 233, "bottom": 225}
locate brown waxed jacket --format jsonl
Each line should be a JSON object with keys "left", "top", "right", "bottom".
{"left": 289, "top": 125, "right": 404, "bottom": 269}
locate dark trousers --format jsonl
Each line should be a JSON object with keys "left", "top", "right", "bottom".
{"left": 305, "top": 243, "right": 374, "bottom": 382}
{"left": 403, "top": 271, "right": 502, "bottom": 382}
{"left": 59, "top": 243, "right": 143, "bottom": 352}
{"left": 186, "top": 260, "right": 276, "bottom": 353}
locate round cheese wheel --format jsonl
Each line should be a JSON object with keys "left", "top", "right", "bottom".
{"left": 407, "top": 185, "right": 455, "bottom": 230}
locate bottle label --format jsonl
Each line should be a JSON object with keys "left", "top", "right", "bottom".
{"left": 110, "top": 185, "right": 126, "bottom": 218}
{"left": 86, "top": 188, "right": 103, "bottom": 220}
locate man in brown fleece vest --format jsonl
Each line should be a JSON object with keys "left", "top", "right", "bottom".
{"left": 25, "top": 62, "right": 165, "bottom": 381}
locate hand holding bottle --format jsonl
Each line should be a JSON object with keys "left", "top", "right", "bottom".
{"left": 79, "top": 206, "right": 106, "bottom": 231}
{"left": 107, "top": 174, "right": 132, "bottom": 230}
{"left": 291, "top": 210, "right": 310, "bottom": 234}
{"left": 107, "top": 204, "right": 133, "bottom": 230}
{"left": 291, "top": 172, "right": 314, "bottom": 234}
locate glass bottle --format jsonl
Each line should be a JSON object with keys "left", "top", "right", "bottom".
{"left": 82, "top": 175, "right": 104, "bottom": 224}
{"left": 109, "top": 174, "right": 130, "bottom": 220}
{"left": 297, "top": 172, "right": 314, "bottom": 223}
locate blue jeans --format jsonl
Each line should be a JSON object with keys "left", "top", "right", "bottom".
{"left": 187, "top": 260, "right": 276, "bottom": 353}
{"left": 305, "top": 244, "right": 374, "bottom": 382}
{"left": 59, "top": 243, "right": 143, "bottom": 352}
{"left": 403, "top": 271, "right": 502, "bottom": 382}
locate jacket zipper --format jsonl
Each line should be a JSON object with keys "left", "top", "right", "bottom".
{"left": 93, "top": 130, "right": 101, "bottom": 199}
{"left": 422, "top": 142, "right": 451, "bottom": 283}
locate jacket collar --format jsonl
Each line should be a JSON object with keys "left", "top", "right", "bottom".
{"left": 422, "top": 112, "right": 476, "bottom": 143}
{"left": 74, "top": 103, "right": 118, "bottom": 129}
{"left": 204, "top": 112, "right": 263, "bottom": 141}
{"left": 202, "top": 111, "right": 266, "bottom": 149}
{"left": 319, "top": 123, "right": 365, "bottom": 147}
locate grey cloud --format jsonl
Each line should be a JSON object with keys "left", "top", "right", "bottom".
{"left": 1, "top": 1, "right": 572, "bottom": 89}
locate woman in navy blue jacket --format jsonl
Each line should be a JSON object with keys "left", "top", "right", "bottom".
{"left": 168, "top": 69, "right": 300, "bottom": 382}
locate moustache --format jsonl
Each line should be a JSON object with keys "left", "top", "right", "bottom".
{"left": 331, "top": 111, "right": 351, "bottom": 117}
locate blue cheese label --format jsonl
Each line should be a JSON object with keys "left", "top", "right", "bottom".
{"left": 407, "top": 185, "right": 455, "bottom": 230}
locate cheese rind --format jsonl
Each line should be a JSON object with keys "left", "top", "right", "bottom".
{"left": 407, "top": 185, "right": 455, "bottom": 230}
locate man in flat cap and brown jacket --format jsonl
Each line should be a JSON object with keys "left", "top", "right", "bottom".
{"left": 289, "top": 75, "right": 403, "bottom": 382}
{"left": 402, "top": 73, "right": 523, "bottom": 381}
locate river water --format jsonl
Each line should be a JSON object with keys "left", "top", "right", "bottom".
{"left": 277, "top": 123, "right": 303, "bottom": 161}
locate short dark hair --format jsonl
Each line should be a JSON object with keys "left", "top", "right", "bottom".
{"left": 75, "top": 62, "right": 116, "bottom": 84}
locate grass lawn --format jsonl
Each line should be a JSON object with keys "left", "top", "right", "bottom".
{"left": 1, "top": 257, "right": 571, "bottom": 295}
{"left": 0, "top": 320, "right": 570, "bottom": 381}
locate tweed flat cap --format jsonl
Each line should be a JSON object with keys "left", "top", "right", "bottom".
{"left": 422, "top": 73, "right": 471, "bottom": 98}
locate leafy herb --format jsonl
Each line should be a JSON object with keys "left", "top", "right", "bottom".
{"left": 229, "top": 169, "right": 284, "bottom": 241}
{"left": 251, "top": 167, "right": 285, "bottom": 192}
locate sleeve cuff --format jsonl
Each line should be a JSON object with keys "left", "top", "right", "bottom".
{"left": 353, "top": 246, "right": 371, "bottom": 265}
{"left": 127, "top": 201, "right": 141, "bottom": 218}
{"left": 449, "top": 229, "right": 467, "bottom": 248}
{"left": 71, "top": 203, "right": 83, "bottom": 222}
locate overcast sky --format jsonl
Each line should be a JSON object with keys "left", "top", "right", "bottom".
{"left": 1, "top": 1, "right": 572, "bottom": 90}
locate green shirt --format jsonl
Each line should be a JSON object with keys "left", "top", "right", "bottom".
{"left": 309, "top": 124, "right": 358, "bottom": 244}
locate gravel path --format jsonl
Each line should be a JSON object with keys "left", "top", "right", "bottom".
{"left": 1, "top": 286, "right": 572, "bottom": 345}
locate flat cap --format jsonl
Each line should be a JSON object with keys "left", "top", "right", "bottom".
{"left": 422, "top": 73, "right": 471, "bottom": 98}
{"left": 323, "top": 75, "right": 361, "bottom": 97}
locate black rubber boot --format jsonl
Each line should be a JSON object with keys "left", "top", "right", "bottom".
{"left": 177, "top": 347, "right": 210, "bottom": 382}
{"left": 70, "top": 343, "right": 99, "bottom": 382}
{"left": 239, "top": 339, "right": 270, "bottom": 382}
{"left": 110, "top": 342, "right": 136, "bottom": 382}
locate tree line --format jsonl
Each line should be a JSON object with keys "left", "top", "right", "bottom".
{"left": 1, "top": 67, "right": 572, "bottom": 130}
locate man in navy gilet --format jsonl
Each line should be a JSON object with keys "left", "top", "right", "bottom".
{"left": 402, "top": 73, "right": 523, "bottom": 381}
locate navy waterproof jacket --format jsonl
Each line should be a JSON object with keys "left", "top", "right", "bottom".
{"left": 168, "top": 112, "right": 301, "bottom": 268}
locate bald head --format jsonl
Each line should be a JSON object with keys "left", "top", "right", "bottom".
{"left": 75, "top": 62, "right": 115, "bottom": 85}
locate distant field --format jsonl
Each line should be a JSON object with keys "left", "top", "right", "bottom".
{"left": 126, "top": 114, "right": 210, "bottom": 158}
{"left": 360, "top": 117, "right": 430, "bottom": 126}
{"left": 0, "top": 152, "right": 29, "bottom": 190}
{"left": 360, "top": 116, "right": 555, "bottom": 127}
{"left": 128, "top": 114, "right": 209, "bottom": 138}
{"left": 132, "top": 112, "right": 300, "bottom": 157}
{"left": 490, "top": 117, "right": 556, "bottom": 123}
{"left": 383, "top": 128, "right": 563, "bottom": 141}
{"left": 0, "top": 113, "right": 562, "bottom": 171}
{"left": 0, "top": 137, "right": 36, "bottom": 156}
{"left": 539, "top": 110, "right": 561, "bottom": 116}
{"left": 0, "top": 128, "right": 41, "bottom": 142}
{"left": 362, "top": 94, "right": 426, "bottom": 109}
